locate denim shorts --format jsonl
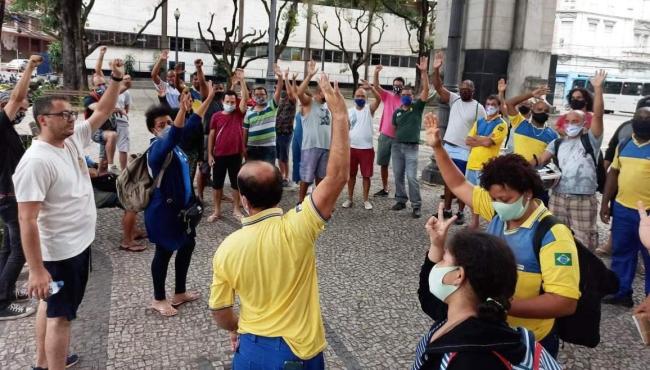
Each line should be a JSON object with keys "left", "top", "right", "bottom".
{"left": 300, "top": 148, "right": 329, "bottom": 184}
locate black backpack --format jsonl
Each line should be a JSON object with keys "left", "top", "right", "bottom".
{"left": 553, "top": 134, "right": 606, "bottom": 193}
{"left": 532, "top": 215, "right": 619, "bottom": 348}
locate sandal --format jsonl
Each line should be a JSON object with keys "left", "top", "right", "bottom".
{"left": 119, "top": 244, "right": 146, "bottom": 252}
{"left": 207, "top": 214, "right": 221, "bottom": 223}
{"left": 171, "top": 291, "right": 201, "bottom": 307}
{"left": 150, "top": 304, "right": 178, "bottom": 317}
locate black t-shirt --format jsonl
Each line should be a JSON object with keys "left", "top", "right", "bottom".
{"left": 0, "top": 111, "right": 26, "bottom": 194}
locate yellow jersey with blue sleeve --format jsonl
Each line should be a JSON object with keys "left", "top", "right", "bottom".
{"left": 509, "top": 113, "right": 559, "bottom": 162}
{"left": 610, "top": 136, "right": 650, "bottom": 209}
{"left": 466, "top": 116, "right": 508, "bottom": 170}
{"left": 209, "top": 195, "right": 327, "bottom": 359}
{"left": 472, "top": 186, "right": 581, "bottom": 340}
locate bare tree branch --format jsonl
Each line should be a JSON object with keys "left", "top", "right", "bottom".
{"left": 129, "top": 0, "right": 168, "bottom": 46}
{"left": 81, "top": 0, "right": 95, "bottom": 26}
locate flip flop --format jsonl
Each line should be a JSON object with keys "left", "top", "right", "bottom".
{"left": 171, "top": 291, "right": 201, "bottom": 308}
{"left": 150, "top": 305, "right": 177, "bottom": 317}
{"left": 119, "top": 244, "right": 146, "bottom": 252}
{"left": 207, "top": 214, "right": 221, "bottom": 223}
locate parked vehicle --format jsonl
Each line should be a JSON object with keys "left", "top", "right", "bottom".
{"left": 6, "top": 59, "right": 29, "bottom": 72}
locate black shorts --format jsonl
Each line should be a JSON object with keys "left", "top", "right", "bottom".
{"left": 43, "top": 247, "right": 91, "bottom": 321}
{"left": 212, "top": 154, "right": 242, "bottom": 190}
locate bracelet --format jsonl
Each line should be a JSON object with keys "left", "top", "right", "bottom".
{"left": 111, "top": 75, "right": 123, "bottom": 82}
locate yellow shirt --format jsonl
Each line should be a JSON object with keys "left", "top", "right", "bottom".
{"left": 611, "top": 136, "right": 650, "bottom": 209}
{"left": 466, "top": 116, "right": 508, "bottom": 170}
{"left": 209, "top": 196, "right": 327, "bottom": 359}
{"left": 509, "top": 114, "right": 559, "bottom": 162}
{"left": 472, "top": 187, "right": 581, "bottom": 340}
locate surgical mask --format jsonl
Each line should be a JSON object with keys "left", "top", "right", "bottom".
{"left": 531, "top": 112, "right": 549, "bottom": 125}
{"left": 354, "top": 98, "right": 366, "bottom": 108}
{"left": 492, "top": 194, "right": 528, "bottom": 221}
{"left": 393, "top": 85, "right": 402, "bottom": 95}
{"left": 486, "top": 106, "right": 499, "bottom": 116}
{"left": 254, "top": 97, "right": 267, "bottom": 106}
{"left": 223, "top": 103, "right": 236, "bottom": 113}
{"left": 428, "top": 265, "right": 460, "bottom": 302}
{"left": 565, "top": 123, "right": 583, "bottom": 137}
{"left": 569, "top": 99, "right": 586, "bottom": 110}
{"left": 632, "top": 119, "right": 650, "bottom": 141}
{"left": 401, "top": 96, "right": 412, "bottom": 106}
{"left": 518, "top": 105, "right": 531, "bottom": 116}
{"left": 160, "top": 125, "right": 172, "bottom": 137}
{"left": 12, "top": 110, "right": 25, "bottom": 125}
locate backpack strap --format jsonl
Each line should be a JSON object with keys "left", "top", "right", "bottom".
{"left": 552, "top": 139, "right": 562, "bottom": 171}
{"left": 154, "top": 152, "right": 174, "bottom": 189}
{"left": 532, "top": 215, "right": 560, "bottom": 263}
{"left": 579, "top": 133, "right": 598, "bottom": 167}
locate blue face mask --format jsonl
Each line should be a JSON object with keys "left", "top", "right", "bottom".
{"left": 401, "top": 96, "right": 412, "bottom": 106}
{"left": 354, "top": 98, "right": 366, "bottom": 108}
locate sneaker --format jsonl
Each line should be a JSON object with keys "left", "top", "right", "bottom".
{"left": 391, "top": 202, "right": 406, "bottom": 211}
{"left": 108, "top": 164, "right": 120, "bottom": 175}
{"left": 0, "top": 303, "right": 35, "bottom": 321}
{"left": 454, "top": 212, "right": 465, "bottom": 225}
{"left": 373, "top": 189, "right": 389, "bottom": 198}
{"left": 602, "top": 294, "right": 634, "bottom": 308}
{"left": 12, "top": 287, "right": 29, "bottom": 302}
{"left": 412, "top": 208, "right": 422, "bottom": 219}
{"left": 66, "top": 353, "right": 80, "bottom": 368}
{"left": 342, "top": 200, "right": 353, "bottom": 208}
{"left": 442, "top": 209, "right": 453, "bottom": 219}
{"left": 364, "top": 201, "right": 373, "bottom": 210}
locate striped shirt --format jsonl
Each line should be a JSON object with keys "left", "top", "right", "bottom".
{"left": 244, "top": 99, "right": 278, "bottom": 147}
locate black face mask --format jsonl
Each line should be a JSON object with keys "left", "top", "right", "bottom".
{"left": 393, "top": 86, "right": 402, "bottom": 95}
{"left": 531, "top": 112, "right": 549, "bottom": 125}
{"left": 570, "top": 99, "right": 586, "bottom": 110}
{"left": 518, "top": 106, "right": 531, "bottom": 115}
{"left": 632, "top": 119, "right": 650, "bottom": 141}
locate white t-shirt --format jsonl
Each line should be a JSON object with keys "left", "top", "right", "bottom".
{"left": 348, "top": 106, "right": 374, "bottom": 149}
{"left": 154, "top": 81, "right": 180, "bottom": 109}
{"left": 13, "top": 121, "right": 97, "bottom": 261}
{"left": 117, "top": 90, "right": 131, "bottom": 111}
{"left": 443, "top": 92, "right": 486, "bottom": 149}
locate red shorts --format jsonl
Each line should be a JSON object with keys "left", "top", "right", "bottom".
{"left": 350, "top": 148, "right": 375, "bottom": 178}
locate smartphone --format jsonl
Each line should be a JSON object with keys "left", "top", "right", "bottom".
{"left": 283, "top": 361, "right": 304, "bottom": 370}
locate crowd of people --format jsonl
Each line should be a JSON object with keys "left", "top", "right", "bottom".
{"left": 1, "top": 46, "right": 650, "bottom": 370}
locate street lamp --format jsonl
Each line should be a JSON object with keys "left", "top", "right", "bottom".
{"left": 321, "top": 21, "right": 328, "bottom": 71}
{"left": 174, "top": 8, "right": 180, "bottom": 64}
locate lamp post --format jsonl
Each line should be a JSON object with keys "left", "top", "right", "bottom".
{"left": 321, "top": 21, "right": 328, "bottom": 72}
{"left": 174, "top": 8, "right": 180, "bottom": 64}
{"left": 266, "top": 0, "right": 277, "bottom": 97}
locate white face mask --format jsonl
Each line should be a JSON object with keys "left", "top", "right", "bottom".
{"left": 565, "top": 123, "right": 583, "bottom": 137}
{"left": 486, "top": 106, "right": 499, "bottom": 116}
{"left": 428, "top": 265, "right": 461, "bottom": 302}
{"left": 223, "top": 103, "right": 236, "bottom": 113}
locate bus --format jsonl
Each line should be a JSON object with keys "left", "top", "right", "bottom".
{"left": 555, "top": 72, "right": 650, "bottom": 113}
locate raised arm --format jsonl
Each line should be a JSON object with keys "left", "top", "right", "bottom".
{"left": 416, "top": 56, "right": 429, "bottom": 102}
{"left": 233, "top": 69, "right": 249, "bottom": 114}
{"left": 284, "top": 70, "right": 298, "bottom": 103}
{"left": 95, "top": 46, "right": 107, "bottom": 78}
{"left": 88, "top": 59, "right": 124, "bottom": 131}
{"left": 151, "top": 49, "right": 169, "bottom": 85}
{"left": 4, "top": 55, "right": 41, "bottom": 120}
{"left": 194, "top": 80, "right": 215, "bottom": 119}
{"left": 432, "top": 51, "right": 451, "bottom": 104}
{"left": 310, "top": 74, "right": 350, "bottom": 220}
{"left": 589, "top": 69, "right": 606, "bottom": 138}
{"left": 174, "top": 62, "right": 186, "bottom": 91}
{"left": 297, "top": 60, "right": 318, "bottom": 107}
{"left": 497, "top": 79, "right": 508, "bottom": 116}
{"left": 273, "top": 64, "right": 284, "bottom": 105}
{"left": 424, "top": 112, "right": 474, "bottom": 207}
{"left": 505, "top": 85, "right": 550, "bottom": 117}
{"left": 174, "top": 93, "right": 192, "bottom": 128}
{"left": 361, "top": 79, "right": 381, "bottom": 116}
{"left": 372, "top": 64, "right": 387, "bottom": 95}
{"left": 195, "top": 59, "right": 210, "bottom": 99}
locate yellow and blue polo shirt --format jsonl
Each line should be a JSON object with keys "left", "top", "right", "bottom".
{"left": 611, "top": 136, "right": 650, "bottom": 209}
{"left": 472, "top": 186, "right": 581, "bottom": 340}
{"left": 209, "top": 196, "right": 327, "bottom": 359}
{"left": 466, "top": 116, "right": 508, "bottom": 170}
{"left": 509, "top": 113, "right": 559, "bottom": 162}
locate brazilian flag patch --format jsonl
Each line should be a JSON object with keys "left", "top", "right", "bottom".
{"left": 555, "top": 253, "right": 572, "bottom": 266}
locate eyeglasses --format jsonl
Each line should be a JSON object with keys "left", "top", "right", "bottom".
{"left": 42, "top": 111, "right": 78, "bottom": 121}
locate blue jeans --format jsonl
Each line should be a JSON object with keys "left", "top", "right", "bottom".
{"left": 391, "top": 143, "right": 421, "bottom": 208}
{"left": 233, "top": 334, "right": 324, "bottom": 370}
{"left": 0, "top": 198, "right": 25, "bottom": 310}
{"left": 611, "top": 200, "right": 650, "bottom": 297}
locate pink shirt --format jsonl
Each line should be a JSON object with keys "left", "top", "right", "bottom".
{"left": 379, "top": 90, "right": 402, "bottom": 138}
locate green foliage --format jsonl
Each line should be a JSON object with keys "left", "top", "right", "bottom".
{"left": 10, "top": 0, "right": 59, "bottom": 35}
{"left": 47, "top": 41, "right": 62, "bottom": 73}
{"left": 124, "top": 54, "right": 136, "bottom": 76}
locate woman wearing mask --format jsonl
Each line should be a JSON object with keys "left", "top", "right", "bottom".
{"left": 555, "top": 87, "right": 594, "bottom": 134}
{"left": 413, "top": 205, "right": 561, "bottom": 369}
{"left": 423, "top": 112, "right": 580, "bottom": 358}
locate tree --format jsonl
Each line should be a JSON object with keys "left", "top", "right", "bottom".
{"left": 312, "top": 0, "right": 386, "bottom": 90}
{"left": 197, "top": 0, "right": 299, "bottom": 84}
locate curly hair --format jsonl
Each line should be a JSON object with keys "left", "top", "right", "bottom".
{"left": 566, "top": 87, "right": 594, "bottom": 112}
{"left": 480, "top": 154, "right": 545, "bottom": 199}
{"left": 448, "top": 231, "right": 517, "bottom": 322}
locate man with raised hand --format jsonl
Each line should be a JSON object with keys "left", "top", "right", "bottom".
{"left": 151, "top": 49, "right": 180, "bottom": 110}
{"left": 13, "top": 59, "right": 124, "bottom": 370}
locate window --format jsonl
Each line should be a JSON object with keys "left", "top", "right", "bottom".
{"left": 399, "top": 56, "right": 410, "bottom": 68}
{"left": 291, "top": 48, "right": 302, "bottom": 61}
{"left": 311, "top": 49, "right": 322, "bottom": 61}
{"left": 244, "top": 46, "right": 257, "bottom": 57}
{"left": 622, "top": 82, "right": 642, "bottom": 95}
{"left": 279, "top": 47, "right": 292, "bottom": 60}
{"left": 604, "top": 20, "right": 615, "bottom": 33}
{"left": 572, "top": 79, "right": 587, "bottom": 88}
{"left": 643, "top": 83, "right": 650, "bottom": 96}
{"left": 332, "top": 51, "right": 343, "bottom": 63}
{"left": 381, "top": 54, "right": 390, "bottom": 66}
{"left": 409, "top": 57, "right": 418, "bottom": 68}
{"left": 210, "top": 40, "right": 224, "bottom": 54}
{"left": 604, "top": 81, "right": 622, "bottom": 94}
{"left": 371, "top": 54, "right": 381, "bottom": 65}
{"left": 390, "top": 55, "right": 400, "bottom": 67}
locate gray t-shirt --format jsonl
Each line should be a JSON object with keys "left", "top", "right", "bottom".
{"left": 301, "top": 101, "right": 331, "bottom": 150}
{"left": 546, "top": 131, "right": 603, "bottom": 195}
{"left": 442, "top": 92, "right": 486, "bottom": 149}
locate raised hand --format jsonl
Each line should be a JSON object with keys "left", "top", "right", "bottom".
{"left": 99, "top": 46, "right": 108, "bottom": 54}
{"left": 160, "top": 49, "right": 170, "bottom": 60}
{"left": 180, "top": 91, "right": 192, "bottom": 112}
{"left": 206, "top": 80, "right": 215, "bottom": 97}
{"left": 423, "top": 112, "right": 442, "bottom": 149}
{"left": 497, "top": 78, "right": 507, "bottom": 94}
{"left": 433, "top": 51, "right": 444, "bottom": 70}
{"left": 232, "top": 68, "right": 244, "bottom": 84}
{"left": 110, "top": 58, "right": 125, "bottom": 78}
{"left": 307, "top": 59, "right": 318, "bottom": 77}
{"left": 426, "top": 203, "right": 458, "bottom": 251}
{"left": 591, "top": 69, "right": 607, "bottom": 88}
{"left": 374, "top": 65, "right": 383, "bottom": 74}
{"left": 273, "top": 63, "right": 282, "bottom": 78}
{"left": 359, "top": 79, "right": 371, "bottom": 90}
{"left": 531, "top": 85, "right": 550, "bottom": 99}
{"left": 28, "top": 55, "right": 43, "bottom": 68}
{"left": 155, "top": 82, "right": 166, "bottom": 97}
{"left": 415, "top": 56, "right": 429, "bottom": 72}
{"left": 194, "top": 59, "right": 203, "bottom": 69}
{"left": 317, "top": 73, "right": 345, "bottom": 115}
{"left": 638, "top": 201, "right": 650, "bottom": 249}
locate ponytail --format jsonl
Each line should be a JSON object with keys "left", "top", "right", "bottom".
{"left": 477, "top": 297, "right": 510, "bottom": 323}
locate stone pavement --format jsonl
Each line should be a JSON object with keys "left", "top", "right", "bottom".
{"left": 0, "top": 89, "right": 647, "bottom": 369}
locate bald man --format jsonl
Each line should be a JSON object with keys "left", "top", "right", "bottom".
{"left": 208, "top": 74, "right": 349, "bottom": 368}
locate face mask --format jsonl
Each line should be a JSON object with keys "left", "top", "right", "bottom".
{"left": 492, "top": 194, "right": 528, "bottom": 221}
{"left": 255, "top": 97, "right": 267, "bottom": 106}
{"left": 518, "top": 105, "right": 531, "bottom": 115}
{"left": 565, "top": 123, "right": 583, "bottom": 137}
{"left": 486, "top": 106, "right": 499, "bottom": 116}
{"left": 354, "top": 98, "right": 366, "bottom": 108}
{"left": 393, "top": 85, "right": 402, "bottom": 95}
{"left": 531, "top": 112, "right": 549, "bottom": 125}
{"left": 569, "top": 99, "right": 586, "bottom": 110}
{"left": 428, "top": 265, "right": 460, "bottom": 302}
{"left": 12, "top": 110, "right": 25, "bottom": 125}
{"left": 159, "top": 124, "right": 172, "bottom": 137}
{"left": 632, "top": 119, "right": 650, "bottom": 141}
{"left": 223, "top": 104, "right": 236, "bottom": 113}
{"left": 401, "top": 96, "right": 413, "bottom": 106}
{"left": 460, "top": 91, "right": 473, "bottom": 101}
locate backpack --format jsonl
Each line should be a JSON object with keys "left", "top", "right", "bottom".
{"left": 440, "top": 328, "right": 561, "bottom": 370}
{"left": 532, "top": 215, "right": 619, "bottom": 348}
{"left": 552, "top": 133, "right": 606, "bottom": 193}
{"left": 116, "top": 149, "right": 173, "bottom": 212}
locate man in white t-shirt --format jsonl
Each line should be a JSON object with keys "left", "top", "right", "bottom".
{"left": 12, "top": 59, "right": 124, "bottom": 370}
{"left": 115, "top": 75, "right": 132, "bottom": 170}
{"left": 432, "top": 51, "right": 486, "bottom": 225}
{"left": 151, "top": 49, "right": 180, "bottom": 109}
{"left": 342, "top": 82, "right": 381, "bottom": 210}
